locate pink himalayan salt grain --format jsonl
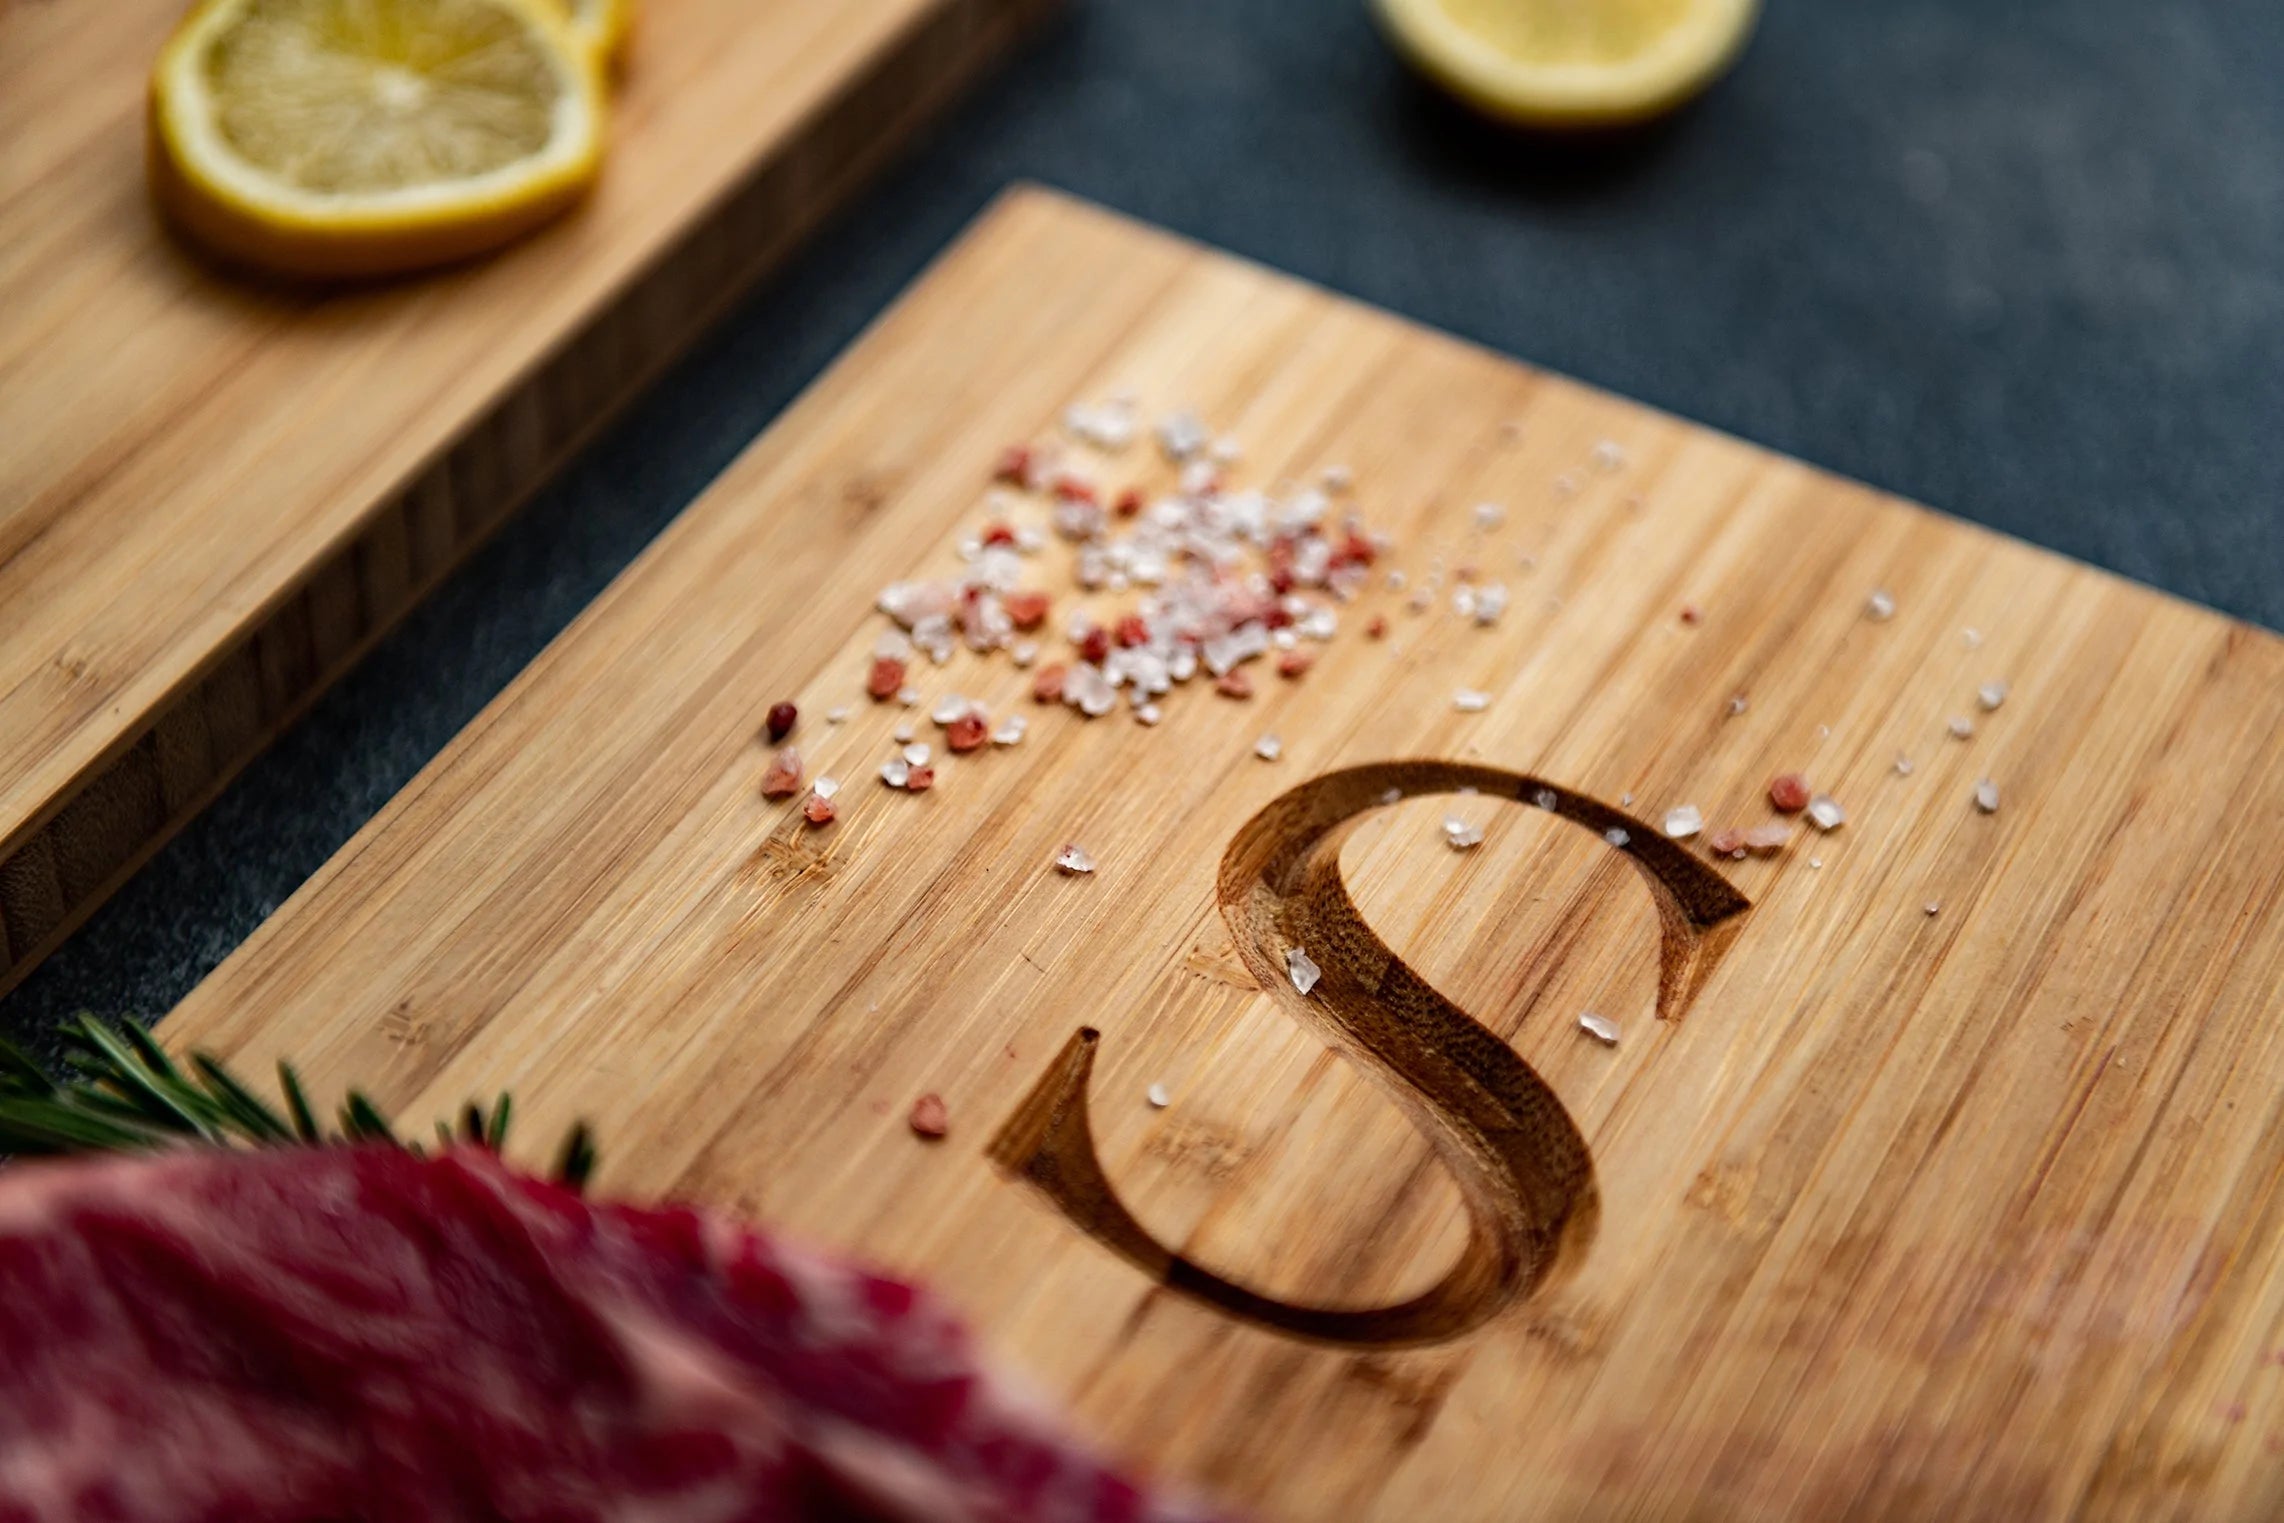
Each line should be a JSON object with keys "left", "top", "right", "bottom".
{"left": 866, "top": 657, "right": 905, "bottom": 701}
{"left": 1215, "top": 670, "right": 1254, "bottom": 700}
{"left": 945, "top": 714, "right": 989, "bottom": 753}
{"left": 1768, "top": 773, "right": 1812, "bottom": 813}
{"left": 802, "top": 793, "right": 836, "bottom": 827}
{"left": 1031, "top": 664, "right": 1068, "bottom": 703}
{"left": 1742, "top": 822, "right": 1792, "bottom": 854}
{"left": 908, "top": 1093, "right": 949, "bottom": 1139}
{"left": 760, "top": 748, "right": 803, "bottom": 799}
{"left": 1706, "top": 828, "right": 1748, "bottom": 858}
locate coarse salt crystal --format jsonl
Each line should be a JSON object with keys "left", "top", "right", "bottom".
{"left": 903, "top": 742, "right": 931, "bottom": 767}
{"left": 1473, "top": 583, "right": 1509, "bottom": 626}
{"left": 992, "top": 716, "right": 1027, "bottom": 745}
{"left": 1473, "top": 502, "right": 1505, "bottom": 531}
{"left": 1532, "top": 788, "right": 1558, "bottom": 811}
{"left": 1055, "top": 844, "right": 1096, "bottom": 875}
{"left": 1604, "top": 827, "right": 1631, "bottom": 848}
{"left": 1806, "top": 794, "right": 1847, "bottom": 831}
{"left": 1285, "top": 946, "right": 1322, "bottom": 995}
{"left": 880, "top": 758, "right": 910, "bottom": 789}
{"left": 1924, "top": 901, "right": 1942, "bottom": 916}
{"left": 1386, "top": 569, "right": 1407, "bottom": 591}
{"left": 932, "top": 694, "right": 971, "bottom": 725}
{"left": 1322, "top": 465, "right": 1353, "bottom": 492}
{"left": 898, "top": 686, "right": 920, "bottom": 707}
{"left": 1010, "top": 640, "right": 1039, "bottom": 667}
{"left": 1963, "top": 627, "right": 1985, "bottom": 648}
{"left": 1592, "top": 440, "right": 1626, "bottom": 472}
{"left": 1579, "top": 1012, "right": 1620, "bottom": 1045}
{"left": 1974, "top": 778, "right": 2000, "bottom": 814}
{"left": 1444, "top": 816, "right": 1485, "bottom": 850}
{"left": 760, "top": 747, "right": 803, "bottom": 799}
{"left": 1978, "top": 681, "right": 2008, "bottom": 711}
{"left": 1452, "top": 588, "right": 1477, "bottom": 619}
{"left": 893, "top": 720, "right": 916, "bottom": 744}
{"left": 826, "top": 706, "right": 850, "bottom": 724}
{"left": 1663, "top": 804, "right": 1703, "bottom": 839}
{"left": 1894, "top": 755, "right": 1915, "bottom": 776}
{"left": 1255, "top": 734, "right": 1283, "bottom": 762}
{"left": 1948, "top": 715, "right": 1975, "bottom": 740}
{"left": 1136, "top": 703, "right": 1163, "bottom": 726}
{"left": 1743, "top": 821, "right": 1792, "bottom": 853}
{"left": 1378, "top": 787, "right": 1404, "bottom": 807}
{"left": 1146, "top": 1083, "right": 1171, "bottom": 1109}
{"left": 1555, "top": 471, "right": 1581, "bottom": 496}
{"left": 1454, "top": 689, "right": 1491, "bottom": 712}
{"left": 1866, "top": 589, "right": 1897, "bottom": 621}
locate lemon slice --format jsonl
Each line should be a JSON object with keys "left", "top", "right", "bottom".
{"left": 150, "top": 0, "right": 607, "bottom": 279}
{"left": 559, "top": 0, "right": 634, "bottom": 75}
{"left": 1373, "top": 0, "right": 1759, "bottom": 128}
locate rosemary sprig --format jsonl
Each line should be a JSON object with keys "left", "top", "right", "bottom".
{"left": 0, "top": 1016, "right": 596, "bottom": 1190}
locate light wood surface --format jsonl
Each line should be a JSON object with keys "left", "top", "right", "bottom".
{"left": 0, "top": 0, "right": 1052, "bottom": 994}
{"left": 165, "top": 189, "right": 2284, "bottom": 1522}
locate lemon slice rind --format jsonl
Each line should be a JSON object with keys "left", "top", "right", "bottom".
{"left": 1374, "top": 0, "right": 1760, "bottom": 128}
{"left": 149, "top": 0, "right": 606, "bottom": 279}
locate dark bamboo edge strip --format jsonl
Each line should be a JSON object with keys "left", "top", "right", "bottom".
{"left": 0, "top": 0, "right": 1058, "bottom": 998}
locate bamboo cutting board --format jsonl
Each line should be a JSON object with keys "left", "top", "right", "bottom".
{"left": 0, "top": 0, "right": 1052, "bottom": 995}
{"left": 164, "top": 189, "right": 2284, "bottom": 1522}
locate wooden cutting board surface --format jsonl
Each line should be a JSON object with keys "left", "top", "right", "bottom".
{"left": 164, "top": 189, "right": 2284, "bottom": 1522}
{"left": 0, "top": 0, "right": 1049, "bottom": 993}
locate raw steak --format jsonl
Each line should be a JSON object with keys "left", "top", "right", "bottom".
{"left": 0, "top": 1144, "right": 1223, "bottom": 1523}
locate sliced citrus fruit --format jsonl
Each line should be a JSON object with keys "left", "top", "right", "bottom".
{"left": 149, "top": 0, "right": 607, "bottom": 279}
{"left": 1373, "top": 0, "right": 1759, "bottom": 128}
{"left": 558, "top": 0, "right": 634, "bottom": 75}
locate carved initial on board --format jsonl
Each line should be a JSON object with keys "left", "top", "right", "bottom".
{"left": 988, "top": 761, "right": 1751, "bottom": 1348}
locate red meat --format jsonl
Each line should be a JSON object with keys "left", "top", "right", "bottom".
{"left": 0, "top": 1145, "right": 1222, "bottom": 1523}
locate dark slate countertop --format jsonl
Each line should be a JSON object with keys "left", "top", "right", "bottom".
{"left": 6, "top": 0, "right": 2278, "bottom": 1047}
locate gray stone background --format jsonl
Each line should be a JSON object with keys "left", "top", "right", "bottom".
{"left": 5, "top": 0, "right": 2278, "bottom": 1050}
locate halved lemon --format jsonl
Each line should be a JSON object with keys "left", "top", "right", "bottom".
{"left": 150, "top": 0, "right": 607, "bottom": 279}
{"left": 1373, "top": 0, "right": 1759, "bottom": 128}
{"left": 559, "top": 0, "right": 634, "bottom": 75}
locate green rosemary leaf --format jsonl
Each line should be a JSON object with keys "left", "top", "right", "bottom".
{"left": 436, "top": 1120, "right": 456, "bottom": 1149}
{"left": 119, "top": 1020, "right": 187, "bottom": 1085}
{"left": 191, "top": 1053, "right": 294, "bottom": 1143}
{"left": 0, "top": 1039, "right": 56, "bottom": 1097}
{"left": 0, "top": 1096, "right": 163, "bottom": 1154}
{"left": 68, "top": 1020, "right": 217, "bottom": 1140}
{"left": 342, "top": 1091, "right": 397, "bottom": 1144}
{"left": 554, "top": 1122, "right": 596, "bottom": 1192}
{"left": 277, "top": 1061, "right": 321, "bottom": 1144}
{"left": 486, "top": 1093, "right": 512, "bottom": 1151}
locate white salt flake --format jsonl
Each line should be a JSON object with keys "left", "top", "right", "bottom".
{"left": 1532, "top": 788, "right": 1558, "bottom": 811}
{"left": 1963, "top": 626, "right": 1985, "bottom": 648}
{"left": 1806, "top": 794, "right": 1847, "bottom": 832}
{"left": 1254, "top": 734, "right": 1283, "bottom": 762}
{"left": 1155, "top": 408, "right": 1207, "bottom": 460}
{"left": 1604, "top": 827, "right": 1631, "bottom": 848}
{"left": 1443, "top": 816, "right": 1485, "bottom": 850}
{"left": 1974, "top": 778, "right": 2001, "bottom": 814}
{"left": 897, "top": 686, "right": 920, "bottom": 707}
{"left": 825, "top": 706, "right": 851, "bottom": 725}
{"left": 880, "top": 758, "right": 910, "bottom": 789}
{"left": 931, "top": 694, "right": 972, "bottom": 725}
{"left": 1924, "top": 901, "right": 1942, "bottom": 916}
{"left": 893, "top": 720, "right": 916, "bottom": 744}
{"left": 1592, "top": 440, "right": 1627, "bottom": 473}
{"left": 1055, "top": 844, "right": 1096, "bottom": 875}
{"left": 1377, "top": 787, "right": 1404, "bottom": 807}
{"left": 1579, "top": 1012, "right": 1620, "bottom": 1046}
{"left": 1322, "top": 465, "right": 1353, "bottom": 492}
{"left": 1385, "top": 569, "right": 1407, "bottom": 591}
{"left": 1146, "top": 1083, "right": 1171, "bottom": 1109}
{"left": 1453, "top": 689, "right": 1491, "bottom": 712}
{"left": 812, "top": 776, "right": 841, "bottom": 800}
{"left": 1285, "top": 946, "right": 1322, "bottom": 996}
{"left": 903, "top": 742, "right": 932, "bottom": 767}
{"left": 1135, "top": 703, "right": 1163, "bottom": 726}
{"left": 1948, "top": 715, "right": 1975, "bottom": 740}
{"left": 991, "top": 716, "right": 1027, "bottom": 746}
{"left": 1894, "top": 755, "right": 1915, "bottom": 776}
{"left": 1727, "top": 694, "right": 1750, "bottom": 717}
{"left": 1473, "top": 502, "right": 1506, "bottom": 531}
{"left": 1809, "top": 857, "right": 1824, "bottom": 869}
{"left": 1663, "top": 805, "right": 1703, "bottom": 839}
{"left": 1977, "top": 681, "right": 2009, "bottom": 711}
{"left": 1866, "top": 589, "right": 1897, "bottom": 622}
{"left": 1472, "top": 583, "right": 1509, "bottom": 626}
{"left": 1010, "top": 640, "right": 1039, "bottom": 668}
